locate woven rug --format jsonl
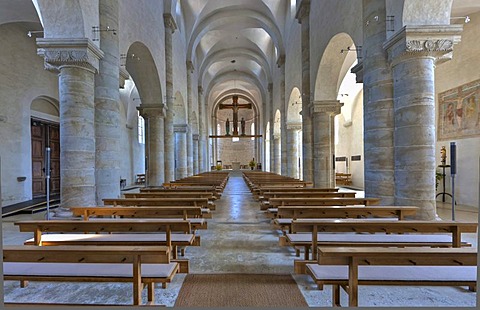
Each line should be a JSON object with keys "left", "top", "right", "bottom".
{"left": 174, "top": 273, "right": 308, "bottom": 307}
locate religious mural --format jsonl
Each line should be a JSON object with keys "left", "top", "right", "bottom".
{"left": 438, "top": 78, "right": 480, "bottom": 140}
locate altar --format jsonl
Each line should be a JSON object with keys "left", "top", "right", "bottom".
{"left": 232, "top": 161, "right": 241, "bottom": 170}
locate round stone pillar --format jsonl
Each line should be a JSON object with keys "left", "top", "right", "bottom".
{"left": 198, "top": 86, "right": 206, "bottom": 173}
{"left": 311, "top": 100, "right": 342, "bottom": 188}
{"left": 95, "top": 0, "right": 120, "bottom": 204}
{"left": 193, "top": 134, "right": 199, "bottom": 175}
{"left": 287, "top": 123, "right": 302, "bottom": 178}
{"left": 384, "top": 25, "right": 462, "bottom": 219}
{"left": 138, "top": 105, "right": 166, "bottom": 186}
{"left": 164, "top": 13, "right": 177, "bottom": 182}
{"left": 273, "top": 135, "right": 281, "bottom": 174}
{"left": 296, "top": 1, "right": 313, "bottom": 182}
{"left": 37, "top": 38, "right": 104, "bottom": 216}
{"left": 187, "top": 127, "right": 193, "bottom": 176}
{"left": 174, "top": 124, "right": 188, "bottom": 179}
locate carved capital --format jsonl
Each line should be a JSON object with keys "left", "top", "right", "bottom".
{"left": 37, "top": 38, "right": 104, "bottom": 73}
{"left": 295, "top": 0, "right": 310, "bottom": 23}
{"left": 286, "top": 122, "right": 302, "bottom": 131}
{"left": 174, "top": 124, "right": 188, "bottom": 133}
{"left": 137, "top": 104, "right": 166, "bottom": 118}
{"left": 163, "top": 13, "right": 177, "bottom": 33}
{"left": 119, "top": 66, "right": 130, "bottom": 89}
{"left": 192, "top": 134, "right": 199, "bottom": 141}
{"left": 310, "top": 100, "right": 343, "bottom": 115}
{"left": 350, "top": 61, "right": 363, "bottom": 83}
{"left": 383, "top": 25, "right": 462, "bottom": 66}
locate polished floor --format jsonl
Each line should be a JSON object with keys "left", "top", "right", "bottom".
{"left": 2, "top": 171, "right": 479, "bottom": 307}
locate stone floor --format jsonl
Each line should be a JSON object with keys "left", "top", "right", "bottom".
{"left": 2, "top": 170, "right": 478, "bottom": 307}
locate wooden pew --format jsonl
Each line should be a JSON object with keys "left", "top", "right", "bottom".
{"left": 3, "top": 245, "right": 178, "bottom": 305}
{"left": 289, "top": 219, "right": 477, "bottom": 270}
{"left": 141, "top": 186, "right": 221, "bottom": 198}
{"left": 103, "top": 197, "right": 215, "bottom": 211}
{"left": 253, "top": 187, "right": 339, "bottom": 200}
{"left": 309, "top": 247, "right": 477, "bottom": 307}
{"left": 268, "top": 197, "right": 381, "bottom": 207}
{"left": 274, "top": 205, "right": 419, "bottom": 233}
{"left": 261, "top": 192, "right": 357, "bottom": 210}
{"left": 69, "top": 206, "right": 208, "bottom": 230}
{"left": 15, "top": 219, "right": 196, "bottom": 270}
{"left": 125, "top": 191, "right": 215, "bottom": 200}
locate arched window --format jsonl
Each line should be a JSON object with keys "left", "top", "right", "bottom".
{"left": 138, "top": 111, "right": 145, "bottom": 144}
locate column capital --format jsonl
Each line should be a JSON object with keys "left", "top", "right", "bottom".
{"left": 163, "top": 13, "right": 177, "bottom": 33}
{"left": 198, "top": 86, "right": 203, "bottom": 95}
{"left": 276, "top": 54, "right": 285, "bottom": 67}
{"left": 137, "top": 104, "right": 167, "bottom": 118}
{"left": 174, "top": 124, "right": 188, "bottom": 133}
{"left": 295, "top": 0, "right": 310, "bottom": 23}
{"left": 350, "top": 61, "right": 363, "bottom": 83}
{"left": 286, "top": 122, "right": 302, "bottom": 131}
{"left": 119, "top": 66, "right": 130, "bottom": 89}
{"left": 383, "top": 25, "right": 462, "bottom": 67}
{"left": 36, "top": 38, "right": 104, "bottom": 73}
{"left": 186, "top": 60, "right": 195, "bottom": 73}
{"left": 193, "top": 134, "right": 199, "bottom": 141}
{"left": 310, "top": 100, "right": 343, "bottom": 115}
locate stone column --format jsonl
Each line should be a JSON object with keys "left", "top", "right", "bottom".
{"left": 198, "top": 86, "right": 206, "bottom": 173}
{"left": 311, "top": 100, "right": 342, "bottom": 188}
{"left": 186, "top": 61, "right": 195, "bottom": 176}
{"left": 174, "top": 124, "right": 188, "bottom": 179}
{"left": 277, "top": 55, "right": 288, "bottom": 176}
{"left": 273, "top": 135, "right": 281, "bottom": 174}
{"left": 268, "top": 83, "right": 275, "bottom": 172}
{"left": 193, "top": 134, "right": 199, "bottom": 175}
{"left": 287, "top": 123, "right": 302, "bottom": 178}
{"left": 138, "top": 104, "right": 166, "bottom": 186}
{"left": 164, "top": 13, "right": 177, "bottom": 182}
{"left": 95, "top": 0, "right": 120, "bottom": 204}
{"left": 37, "top": 38, "right": 104, "bottom": 214}
{"left": 296, "top": 0, "right": 313, "bottom": 182}
{"left": 384, "top": 25, "right": 462, "bottom": 219}
{"left": 361, "top": 0, "right": 395, "bottom": 204}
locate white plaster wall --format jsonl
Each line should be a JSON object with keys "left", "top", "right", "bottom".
{"left": 434, "top": 11, "right": 480, "bottom": 209}
{"left": 0, "top": 23, "right": 58, "bottom": 206}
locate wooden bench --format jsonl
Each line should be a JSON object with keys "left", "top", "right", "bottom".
{"left": 268, "top": 197, "right": 381, "bottom": 208}
{"left": 335, "top": 173, "right": 352, "bottom": 185}
{"left": 308, "top": 247, "right": 477, "bottom": 307}
{"left": 69, "top": 206, "right": 208, "bottom": 230}
{"left": 253, "top": 187, "right": 339, "bottom": 200}
{"left": 261, "top": 192, "right": 357, "bottom": 210}
{"left": 125, "top": 191, "right": 216, "bottom": 201}
{"left": 273, "top": 205, "right": 419, "bottom": 233}
{"left": 3, "top": 245, "right": 178, "bottom": 305}
{"left": 288, "top": 219, "right": 477, "bottom": 269}
{"left": 15, "top": 219, "right": 197, "bottom": 271}
{"left": 103, "top": 197, "right": 215, "bottom": 211}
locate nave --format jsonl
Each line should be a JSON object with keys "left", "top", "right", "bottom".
{"left": 2, "top": 171, "right": 477, "bottom": 307}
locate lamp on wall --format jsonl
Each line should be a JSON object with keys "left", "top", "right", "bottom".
{"left": 450, "top": 16, "right": 470, "bottom": 23}
{"left": 92, "top": 26, "right": 117, "bottom": 41}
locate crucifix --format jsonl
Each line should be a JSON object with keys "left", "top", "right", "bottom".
{"left": 219, "top": 95, "right": 252, "bottom": 135}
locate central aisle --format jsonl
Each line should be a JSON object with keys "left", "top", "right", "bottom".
{"left": 187, "top": 170, "right": 296, "bottom": 273}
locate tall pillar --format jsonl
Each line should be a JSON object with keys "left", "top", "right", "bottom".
{"left": 164, "top": 14, "right": 177, "bottom": 182}
{"left": 138, "top": 105, "right": 166, "bottom": 186}
{"left": 37, "top": 38, "right": 104, "bottom": 214}
{"left": 277, "top": 55, "right": 288, "bottom": 176}
{"left": 287, "top": 123, "right": 301, "bottom": 178}
{"left": 193, "top": 134, "right": 199, "bottom": 175}
{"left": 186, "top": 61, "right": 195, "bottom": 176}
{"left": 361, "top": 0, "right": 395, "bottom": 204}
{"left": 95, "top": 0, "right": 120, "bottom": 204}
{"left": 198, "top": 86, "right": 206, "bottom": 172}
{"left": 384, "top": 25, "right": 462, "bottom": 219}
{"left": 174, "top": 124, "right": 188, "bottom": 179}
{"left": 296, "top": 0, "right": 313, "bottom": 182}
{"left": 268, "top": 83, "right": 274, "bottom": 172}
{"left": 273, "top": 135, "right": 281, "bottom": 174}
{"left": 311, "top": 100, "right": 342, "bottom": 188}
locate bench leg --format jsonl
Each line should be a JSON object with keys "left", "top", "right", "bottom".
{"left": 469, "top": 284, "right": 476, "bottom": 292}
{"left": 172, "top": 246, "right": 178, "bottom": 260}
{"left": 304, "top": 246, "right": 310, "bottom": 260}
{"left": 147, "top": 282, "right": 155, "bottom": 303}
{"left": 332, "top": 285, "right": 341, "bottom": 307}
{"left": 20, "top": 280, "right": 29, "bottom": 288}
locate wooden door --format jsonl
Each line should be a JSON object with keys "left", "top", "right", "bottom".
{"left": 31, "top": 120, "right": 45, "bottom": 197}
{"left": 31, "top": 120, "right": 60, "bottom": 198}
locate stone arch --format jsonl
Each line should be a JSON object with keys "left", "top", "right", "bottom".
{"left": 273, "top": 109, "right": 281, "bottom": 136}
{"left": 314, "top": 33, "right": 356, "bottom": 101}
{"left": 125, "top": 41, "right": 163, "bottom": 106}
{"left": 173, "top": 91, "right": 186, "bottom": 124}
{"left": 30, "top": 95, "right": 59, "bottom": 123}
{"left": 287, "top": 87, "right": 302, "bottom": 124}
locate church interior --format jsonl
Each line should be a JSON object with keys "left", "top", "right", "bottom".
{"left": 1, "top": 0, "right": 479, "bottom": 307}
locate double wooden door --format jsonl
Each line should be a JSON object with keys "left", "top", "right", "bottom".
{"left": 31, "top": 119, "right": 60, "bottom": 198}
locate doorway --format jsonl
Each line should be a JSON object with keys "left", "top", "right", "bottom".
{"left": 31, "top": 119, "right": 60, "bottom": 198}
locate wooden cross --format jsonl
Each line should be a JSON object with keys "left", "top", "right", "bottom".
{"left": 219, "top": 95, "right": 252, "bottom": 135}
